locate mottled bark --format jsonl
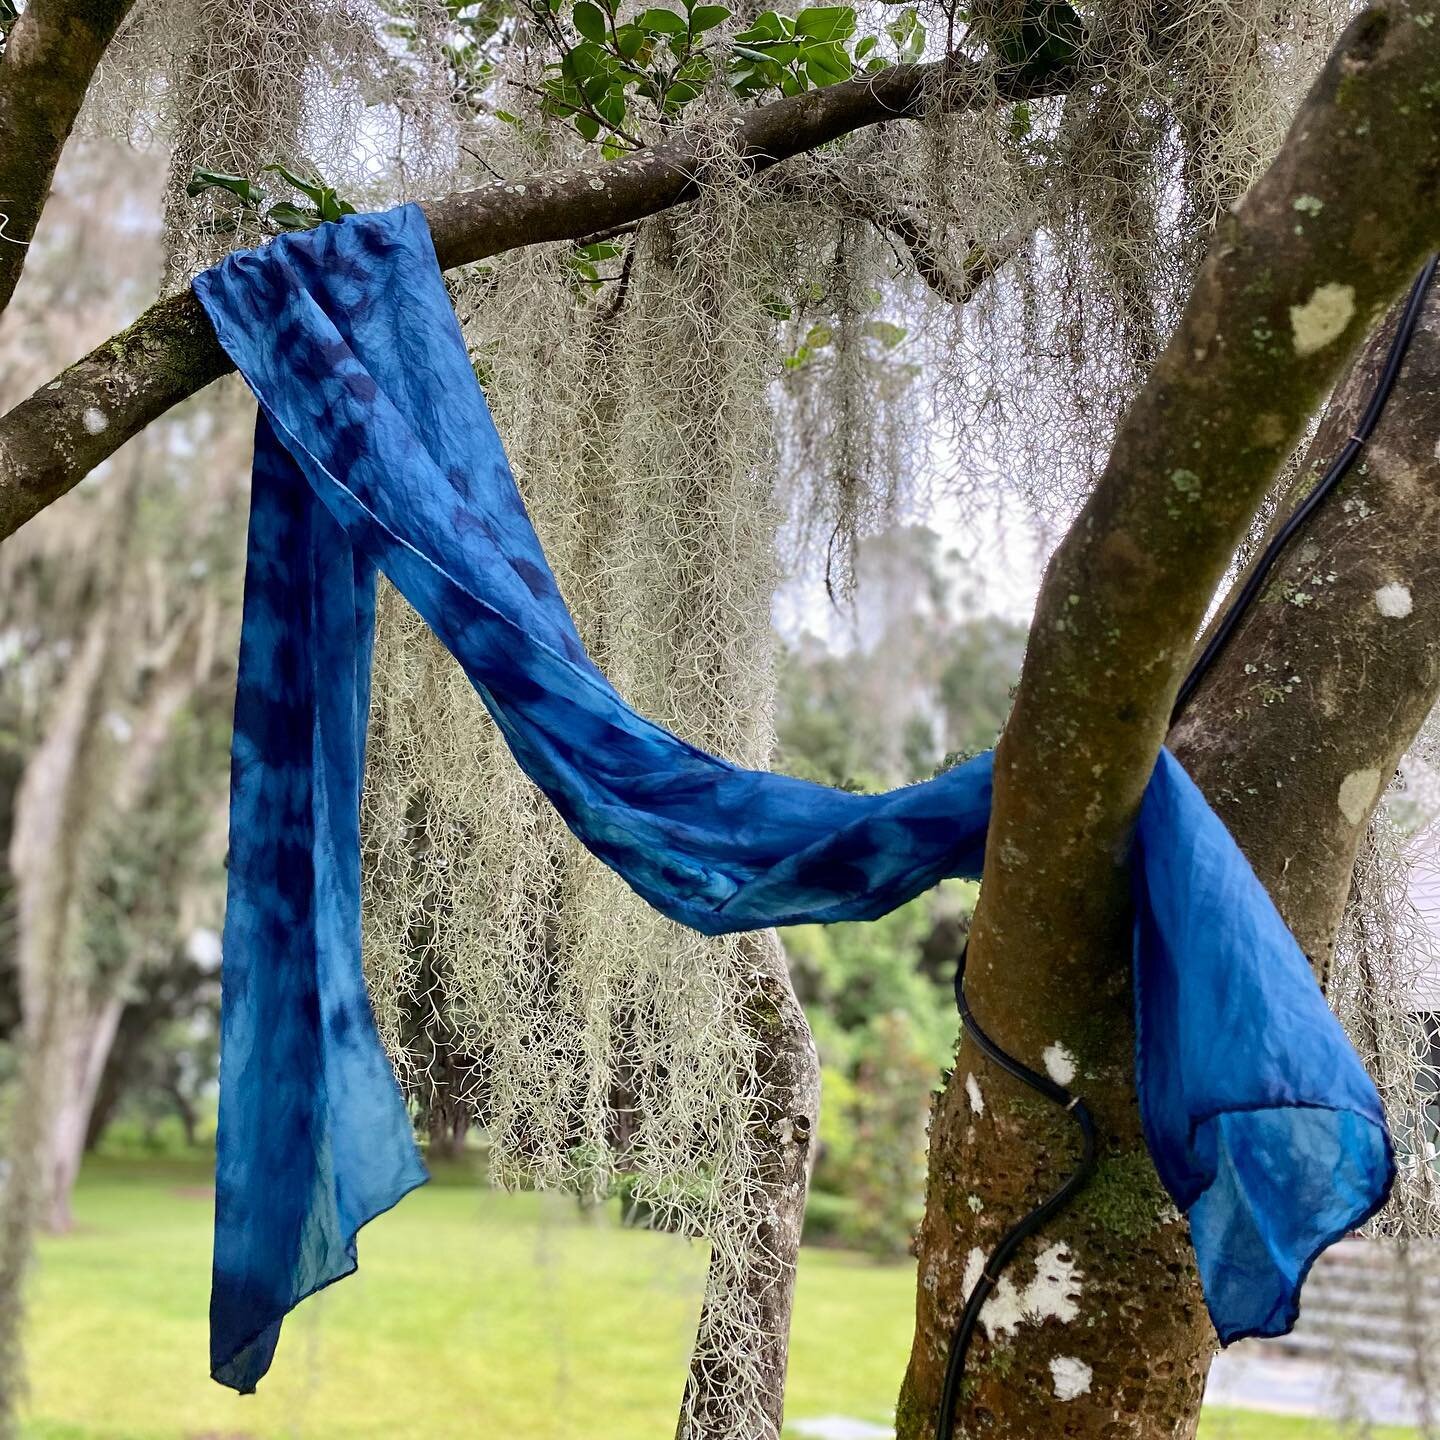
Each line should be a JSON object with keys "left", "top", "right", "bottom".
{"left": 898, "top": 8, "right": 1440, "bottom": 1437}
{"left": 0, "top": 49, "right": 1082, "bottom": 544}
{"left": 0, "top": 0, "right": 138, "bottom": 314}
{"left": 681, "top": 930, "right": 819, "bottom": 1440}
{"left": 1171, "top": 285, "right": 1440, "bottom": 977}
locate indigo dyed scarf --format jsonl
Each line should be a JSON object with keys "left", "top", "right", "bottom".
{"left": 194, "top": 204, "right": 1393, "bottom": 1393}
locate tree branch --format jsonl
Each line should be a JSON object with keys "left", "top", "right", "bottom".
{"left": 0, "top": 0, "right": 138, "bottom": 315}
{"left": 899, "top": 4, "right": 1440, "bottom": 1433}
{"left": 764, "top": 164, "right": 1031, "bottom": 305}
{"left": 1171, "top": 282, "right": 1440, "bottom": 976}
{"left": 0, "top": 50, "right": 1078, "bottom": 544}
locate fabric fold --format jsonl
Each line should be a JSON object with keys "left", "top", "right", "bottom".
{"left": 195, "top": 203, "right": 1393, "bottom": 1391}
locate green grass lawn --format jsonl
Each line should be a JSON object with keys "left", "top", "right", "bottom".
{"left": 18, "top": 1157, "right": 1416, "bottom": 1439}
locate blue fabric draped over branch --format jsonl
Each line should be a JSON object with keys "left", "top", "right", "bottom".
{"left": 193, "top": 204, "right": 1394, "bottom": 1394}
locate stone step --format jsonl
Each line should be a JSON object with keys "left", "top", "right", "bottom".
{"left": 1301, "top": 1301, "right": 1434, "bottom": 1330}
{"left": 1300, "top": 1284, "right": 1440, "bottom": 1319}
{"left": 1260, "top": 1327, "right": 1420, "bottom": 1375}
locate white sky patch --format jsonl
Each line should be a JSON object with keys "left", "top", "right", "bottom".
{"left": 1049, "top": 1356, "right": 1094, "bottom": 1401}
{"left": 962, "top": 1243, "right": 1084, "bottom": 1342}
{"left": 81, "top": 406, "right": 109, "bottom": 435}
{"left": 1042, "top": 1043, "right": 1078, "bottom": 1087}
{"left": 1375, "top": 582, "right": 1414, "bottom": 619}
{"left": 965, "top": 1072, "right": 985, "bottom": 1115}
{"left": 1290, "top": 282, "right": 1355, "bottom": 356}
{"left": 1338, "top": 767, "right": 1383, "bottom": 826}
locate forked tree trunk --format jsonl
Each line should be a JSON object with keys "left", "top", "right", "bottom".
{"left": 894, "top": 274, "right": 1440, "bottom": 1438}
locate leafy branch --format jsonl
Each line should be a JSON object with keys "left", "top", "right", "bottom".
{"left": 527, "top": 0, "right": 933, "bottom": 151}
{"left": 185, "top": 165, "right": 358, "bottom": 235}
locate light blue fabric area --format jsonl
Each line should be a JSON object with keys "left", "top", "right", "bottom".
{"left": 194, "top": 203, "right": 1393, "bottom": 1393}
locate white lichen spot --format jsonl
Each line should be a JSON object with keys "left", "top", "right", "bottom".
{"left": 1292, "top": 194, "right": 1324, "bottom": 217}
{"left": 963, "top": 1243, "right": 1084, "bottom": 1342}
{"left": 1042, "top": 1043, "right": 1078, "bottom": 1087}
{"left": 588, "top": 177, "right": 606, "bottom": 190}
{"left": 1290, "top": 283, "right": 1355, "bottom": 356}
{"left": 1375, "top": 582, "right": 1413, "bottom": 619}
{"left": 81, "top": 406, "right": 109, "bottom": 435}
{"left": 965, "top": 1073, "right": 985, "bottom": 1116}
{"left": 1338, "top": 767, "right": 1383, "bottom": 826}
{"left": 1169, "top": 468, "right": 1202, "bottom": 502}
{"left": 967, "top": 1193, "right": 984, "bottom": 1213}
{"left": 1050, "top": 1356, "right": 1094, "bottom": 1401}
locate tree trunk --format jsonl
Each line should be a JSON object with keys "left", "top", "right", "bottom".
{"left": 35, "top": 990, "right": 125, "bottom": 1230}
{"left": 894, "top": 270, "right": 1440, "bottom": 1439}
{"left": 680, "top": 929, "right": 819, "bottom": 1440}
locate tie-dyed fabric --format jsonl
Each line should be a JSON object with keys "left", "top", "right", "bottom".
{"left": 194, "top": 204, "right": 1393, "bottom": 1394}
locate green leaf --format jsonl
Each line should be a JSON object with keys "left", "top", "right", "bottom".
{"left": 885, "top": 6, "right": 924, "bottom": 60}
{"left": 261, "top": 163, "right": 321, "bottom": 201}
{"left": 689, "top": 4, "right": 730, "bottom": 31}
{"left": 564, "top": 38, "right": 607, "bottom": 78}
{"left": 795, "top": 5, "right": 855, "bottom": 41}
{"left": 636, "top": 6, "right": 687, "bottom": 33}
{"left": 265, "top": 202, "right": 321, "bottom": 231}
{"left": 575, "top": 240, "right": 624, "bottom": 261}
{"left": 863, "top": 319, "right": 907, "bottom": 348}
{"left": 593, "top": 88, "right": 628, "bottom": 124}
{"left": 801, "top": 39, "right": 852, "bottom": 86}
{"left": 662, "top": 79, "right": 703, "bottom": 109}
{"left": 854, "top": 34, "right": 877, "bottom": 59}
{"left": 574, "top": 112, "right": 601, "bottom": 140}
{"left": 734, "top": 10, "right": 788, "bottom": 41}
{"left": 614, "top": 22, "right": 652, "bottom": 59}
{"left": 186, "top": 169, "right": 267, "bottom": 209}
{"left": 572, "top": 0, "right": 608, "bottom": 41}
{"left": 733, "top": 40, "right": 795, "bottom": 63}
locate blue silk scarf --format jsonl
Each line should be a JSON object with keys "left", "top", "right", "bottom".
{"left": 194, "top": 204, "right": 1394, "bottom": 1393}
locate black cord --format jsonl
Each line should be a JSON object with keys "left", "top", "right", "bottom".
{"left": 1171, "top": 252, "right": 1440, "bottom": 723}
{"left": 937, "top": 942, "right": 1096, "bottom": 1440}
{"left": 937, "top": 254, "right": 1438, "bottom": 1440}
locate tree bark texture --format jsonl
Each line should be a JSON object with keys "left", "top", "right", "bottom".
{"left": 0, "top": 0, "right": 138, "bottom": 314}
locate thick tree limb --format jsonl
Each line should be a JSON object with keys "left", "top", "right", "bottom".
{"left": 898, "top": 6, "right": 1440, "bottom": 1436}
{"left": 0, "top": 0, "right": 138, "bottom": 315}
{"left": 0, "top": 51, "right": 1078, "bottom": 545}
{"left": 1171, "top": 284, "right": 1440, "bottom": 973}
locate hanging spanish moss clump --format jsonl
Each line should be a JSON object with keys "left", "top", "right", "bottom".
{"left": 361, "top": 123, "right": 802, "bottom": 1427}
{"left": 907, "top": 0, "right": 1352, "bottom": 522}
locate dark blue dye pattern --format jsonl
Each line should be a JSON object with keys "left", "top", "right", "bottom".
{"left": 194, "top": 204, "right": 1393, "bottom": 1393}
